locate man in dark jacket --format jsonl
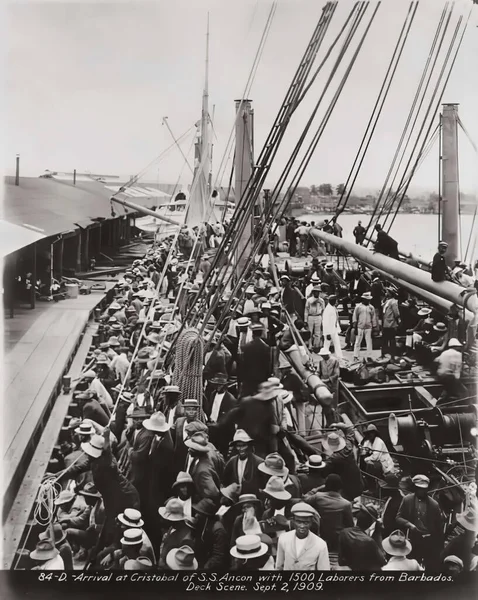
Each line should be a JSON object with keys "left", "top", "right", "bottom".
{"left": 303, "top": 474, "right": 354, "bottom": 563}
{"left": 222, "top": 429, "right": 264, "bottom": 496}
{"left": 320, "top": 424, "right": 364, "bottom": 501}
{"left": 185, "top": 433, "right": 221, "bottom": 502}
{"left": 338, "top": 503, "right": 386, "bottom": 570}
{"left": 193, "top": 499, "right": 228, "bottom": 570}
{"left": 396, "top": 474, "right": 444, "bottom": 570}
{"left": 203, "top": 374, "right": 237, "bottom": 457}
{"left": 353, "top": 221, "right": 366, "bottom": 245}
{"left": 298, "top": 455, "right": 327, "bottom": 494}
{"left": 374, "top": 224, "right": 399, "bottom": 260}
{"left": 172, "top": 399, "right": 200, "bottom": 472}
{"left": 431, "top": 241, "right": 450, "bottom": 282}
{"left": 240, "top": 325, "right": 271, "bottom": 397}
{"left": 77, "top": 391, "right": 109, "bottom": 427}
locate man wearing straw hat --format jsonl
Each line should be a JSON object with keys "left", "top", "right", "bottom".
{"left": 29, "top": 539, "right": 64, "bottom": 570}
{"left": 304, "top": 285, "right": 325, "bottom": 352}
{"left": 184, "top": 432, "right": 221, "bottom": 502}
{"left": 223, "top": 429, "right": 264, "bottom": 497}
{"left": 396, "top": 474, "right": 444, "bottom": 570}
{"left": 158, "top": 499, "right": 194, "bottom": 568}
{"left": 382, "top": 529, "right": 422, "bottom": 571}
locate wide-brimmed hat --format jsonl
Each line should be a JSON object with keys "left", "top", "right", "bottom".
{"left": 158, "top": 498, "right": 186, "bottom": 521}
{"left": 382, "top": 530, "right": 412, "bottom": 556}
{"left": 306, "top": 455, "right": 326, "bottom": 470}
{"left": 29, "top": 540, "right": 59, "bottom": 561}
{"left": 361, "top": 292, "right": 373, "bottom": 300}
{"left": 172, "top": 471, "right": 194, "bottom": 490}
{"left": 75, "top": 421, "right": 96, "bottom": 436}
{"left": 280, "top": 274, "right": 290, "bottom": 281}
{"left": 54, "top": 490, "right": 75, "bottom": 506}
{"left": 121, "top": 528, "right": 144, "bottom": 546}
{"left": 78, "top": 482, "right": 101, "bottom": 499}
{"left": 267, "top": 377, "right": 284, "bottom": 390}
{"left": 456, "top": 499, "right": 478, "bottom": 532}
{"left": 233, "top": 429, "right": 253, "bottom": 444}
{"left": 417, "top": 307, "right": 432, "bottom": 317}
{"left": 166, "top": 546, "right": 198, "bottom": 570}
{"left": 230, "top": 535, "right": 268, "bottom": 560}
{"left": 82, "top": 369, "right": 97, "bottom": 380}
{"left": 443, "top": 555, "right": 464, "bottom": 568}
{"left": 108, "top": 336, "right": 121, "bottom": 347}
{"left": 448, "top": 338, "right": 462, "bottom": 348}
{"left": 245, "top": 286, "right": 255, "bottom": 294}
{"left": 318, "top": 347, "right": 331, "bottom": 356}
{"left": 221, "top": 483, "right": 241, "bottom": 503}
{"left": 39, "top": 523, "right": 66, "bottom": 546}
{"left": 81, "top": 434, "right": 105, "bottom": 458}
{"left": 184, "top": 421, "right": 209, "bottom": 437}
{"left": 136, "top": 348, "right": 153, "bottom": 363}
{"left": 210, "top": 373, "right": 229, "bottom": 386}
{"left": 322, "top": 432, "right": 346, "bottom": 453}
{"left": 259, "top": 453, "right": 289, "bottom": 477}
{"left": 254, "top": 382, "right": 279, "bottom": 401}
{"left": 412, "top": 474, "right": 430, "bottom": 489}
{"left": 185, "top": 432, "right": 209, "bottom": 453}
{"left": 118, "top": 508, "right": 144, "bottom": 528}
{"left": 99, "top": 341, "right": 110, "bottom": 349}
{"left": 146, "top": 333, "right": 161, "bottom": 345}
{"left": 291, "top": 502, "right": 317, "bottom": 518}
{"left": 310, "top": 273, "right": 321, "bottom": 282}
{"left": 262, "top": 476, "right": 292, "bottom": 501}
{"left": 143, "top": 411, "right": 170, "bottom": 433}
{"left": 130, "top": 406, "right": 149, "bottom": 419}
{"left": 192, "top": 498, "right": 217, "bottom": 517}
{"left": 434, "top": 322, "right": 447, "bottom": 332}
{"left": 365, "top": 424, "right": 378, "bottom": 434}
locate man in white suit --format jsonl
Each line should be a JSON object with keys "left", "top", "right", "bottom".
{"left": 276, "top": 503, "right": 330, "bottom": 570}
{"left": 322, "top": 295, "right": 343, "bottom": 359}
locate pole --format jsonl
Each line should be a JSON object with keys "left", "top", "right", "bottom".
{"left": 110, "top": 196, "right": 181, "bottom": 227}
{"left": 441, "top": 104, "right": 461, "bottom": 265}
{"left": 310, "top": 229, "right": 478, "bottom": 317}
{"left": 235, "top": 99, "right": 254, "bottom": 278}
{"left": 15, "top": 155, "right": 20, "bottom": 186}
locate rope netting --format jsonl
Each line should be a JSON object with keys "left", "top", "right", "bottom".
{"left": 172, "top": 328, "right": 204, "bottom": 405}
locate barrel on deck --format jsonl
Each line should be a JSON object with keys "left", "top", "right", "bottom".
{"left": 65, "top": 284, "right": 79, "bottom": 299}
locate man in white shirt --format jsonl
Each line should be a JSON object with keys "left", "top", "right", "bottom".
{"left": 82, "top": 370, "right": 113, "bottom": 411}
{"left": 322, "top": 295, "right": 343, "bottom": 359}
{"left": 294, "top": 222, "right": 310, "bottom": 257}
{"left": 276, "top": 503, "right": 330, "bottom": 570}
{"left": 360, "top": 424, "right": 395, "bottom": 486}
{"left": 111, "top": 346, "right": 131, "bottom": 383}
{"left": 435, "top": 338, "right": 463, "bottom": 401}
{"left": 305, "top": 273, "right": 321, "bottom": 299}
{"left": 304, "top": 287, "right": 325, "bottom": 351}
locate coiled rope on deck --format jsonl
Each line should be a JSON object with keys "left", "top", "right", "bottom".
{"left": 172, "top": 328, "right": 204, "bottom": 406}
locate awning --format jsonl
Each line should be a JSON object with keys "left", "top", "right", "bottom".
{"left": 0, "top": 220, "right": 46, "bottom": 258}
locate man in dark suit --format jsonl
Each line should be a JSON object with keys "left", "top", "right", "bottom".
{"left": 303, "top": 473, "right": 354, "bottom": 564}
{"left": 184, "top": 432, "right": 221, "bottom": 502}
{"left": 298, "top": 455, "right": 327, "bottom": 495}
{"left": 222, "top": 430, "right": 264, "bottom": 496}
{"left": 203, "top": 374, "right": 238, "bottom": 457}
{"left": 396, "top": 474, "right": 444, "bottom": 570}
{"left": 240, "top": 324, "right": 271, "bottom": 397}
{"left": 172, "top": 399, "right": 200, "bottom": 473}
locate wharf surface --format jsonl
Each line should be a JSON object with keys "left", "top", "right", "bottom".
{"left": 2, "top": 287, "right": 115, "bottom": 522}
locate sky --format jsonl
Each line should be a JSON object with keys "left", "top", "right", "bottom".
{"left": 4, "top": 0, "right": 478, "bottom": 195}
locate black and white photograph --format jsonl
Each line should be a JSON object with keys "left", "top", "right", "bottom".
{"left": 1, "top": 0, "right": 478, "bottom": 596}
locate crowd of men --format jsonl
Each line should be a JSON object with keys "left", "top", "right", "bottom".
{"left": 27, "top": 231, "right": 477, "bottom": 573}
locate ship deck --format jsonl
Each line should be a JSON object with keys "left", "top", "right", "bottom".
{"left": 2, "top": 287, "right": 115, "bottom": 523}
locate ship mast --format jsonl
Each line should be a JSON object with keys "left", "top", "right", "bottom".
{"left": 186, "top": 15, "right": 211, "bottom": 227}
{"left": 440, "top": 103, "right": 461, "bottom": 266}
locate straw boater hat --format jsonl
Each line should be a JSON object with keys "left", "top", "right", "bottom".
{"left": 121, "top": 528, "right": 144, "bottom": 546}
{"left": 438, "top": 240, "right": 448, "bottom": 248}
{"left": 258, "top": 453, "right": 289, "bottom": 477}
{"left": 172, "top": 471, "right": 194, "bottom": 491}
{"left": 230, "top": 535, "right": 268, "bottom": 560}
{"left": 382, "top": 530, "right": 412, "bottom": 556}
{"left": 163, "top": 385, "right": 181, "bottom": 395}
{"left": 279, "top": 390, "right": 293, "bottom": 404}
{"left": 310, "top": 273, "right": 321, "bottom": 282}
{"left": 118, "top": 508, "right": 144, "bottom": 529}
{"left": 166, "top": 546, "right": 198, "bottom": 570}
{"left": 54, "top": 490, "right": 75, "bottom": 506}
{"left": 231, "top": 429, "right": 253, "bottom": 445}
{"left": 325, "top": 262, "right": 334, "bottom": 271}
{"left": 75, "top": 420, "right": 96, "bottom": 436}
{"left": 183, "top": 399, "right": 199, "bottom": 408}
{"left": 221, "top": 483, "right": 241, "bottom": 503}
{"left": 99, "top": 341, "right": 110, "bottom": 350}
{"left": 411, "top": 474, "right": 430, "bottom": 489}
{"left": 158, "top": 498, "right": 186, "bottom": 522}
{"left": 81, "top": 434, "right": 105, "bottom": 459}
{"left": 434, "top": 322, "right": 447, "bottom": 332}
{"left": 254, "top": 381, "right": 279, "bottom": 401}
{"left": 29, "top": 540, "right": 59, "bottom": 561}
{"left": 262, "top": 476, "right": 292, "bottom": 501}
{"left": 235, "top": 493, "right": 262, "bottom": 509}
{"left": 322, "top": 432, "right": 346, "bottom": 454}
{"left": 305, "top": 455, "right": 326, "bottom": 470}
{"left": 184, "top": 432, "right": 210, "bottom": 453}
{"left": 142, "top": 411, "right": 170, "bottom": 433}
{"left": 361, "top": 292, "right": 373, "bottom": 300}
